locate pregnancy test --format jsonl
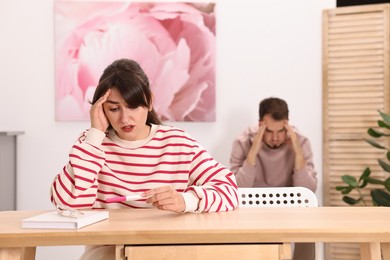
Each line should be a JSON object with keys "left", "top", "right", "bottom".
{"left": 106, "top": 194, "right": 144, "bottom": 203}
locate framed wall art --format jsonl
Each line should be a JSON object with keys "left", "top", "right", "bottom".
{"left": 54, "top": 1, "right": 216, "bottom": 122}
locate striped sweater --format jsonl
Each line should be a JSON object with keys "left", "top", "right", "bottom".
{"left": 50, "top": 124, "right": 238, "bottom": 212}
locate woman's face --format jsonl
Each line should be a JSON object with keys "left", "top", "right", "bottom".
{"left": 103, "top": 88, "right": 151, "bottom": 141}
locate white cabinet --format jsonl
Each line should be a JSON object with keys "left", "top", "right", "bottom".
{"left": 0, "top": 131, "right": 23, "bottom": 210}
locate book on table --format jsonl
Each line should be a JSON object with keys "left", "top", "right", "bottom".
{"left": 21, "top": 210, "right": 109, "bottom": 229}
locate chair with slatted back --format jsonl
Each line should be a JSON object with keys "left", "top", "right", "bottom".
{"left": 238, "top": 186, "right": 319, "bottom": 260}
{"left": 238, "top": 186, "right": 318, "bottom": 208}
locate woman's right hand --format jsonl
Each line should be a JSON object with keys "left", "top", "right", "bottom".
{"left": 90, "top": 89, "right": 111, "bottom": 132}
{"left": 144, "top": 185, "right": 186, "bottom": 213}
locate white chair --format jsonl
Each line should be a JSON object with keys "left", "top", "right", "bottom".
{"left": 238, "top": 186, "right": 318, "bottom": 260}
{"left": 238, "top": 186, "right": 318, "bottom": 208}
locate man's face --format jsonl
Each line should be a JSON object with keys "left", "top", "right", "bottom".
{"left": 260, "top": 114, "right": 288, "bottom": 149}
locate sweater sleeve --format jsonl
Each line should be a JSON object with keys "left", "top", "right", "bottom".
{"left": 183, "top": 145, "right": 239, "bottom": 213}
{"left": 292, "top": 137, "right": 318, "bottom": 192}
{"left": 50, "top": 128, "right": 107, "bottom": 209}
{"left": 229, "top": 133, "right": 259, "bottom": 187}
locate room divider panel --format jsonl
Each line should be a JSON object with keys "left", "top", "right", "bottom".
{"left": 323, "top": 3, "right": 390, "bottom": 259}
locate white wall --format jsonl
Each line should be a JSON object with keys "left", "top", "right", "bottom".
{"left": 0, "top": 0, "right": 335, "bottom": 259}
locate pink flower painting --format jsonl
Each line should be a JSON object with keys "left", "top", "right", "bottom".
{"left": 54, "top": 2, "right": 216, "bottom": 122}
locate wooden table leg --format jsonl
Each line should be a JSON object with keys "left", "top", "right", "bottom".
{"left": 360, "top": 243, "right": 381, "bottom": 260}
{"left": 382, "top": 243, "right": 390, "bottom": 260}
{"left": 115, "top": 245, "right": 125, "bottom": 260}
{"left": 21, "top": 247, "right": 36, "bottom": 260}
{"left": 280, "top": 243, "right": 292, "bottom": 260}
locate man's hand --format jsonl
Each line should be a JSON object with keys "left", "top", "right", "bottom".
{"left": 285, "top": 123, "right": 305, "bottom": 171}
{"left": 90, "top": 89, "right": 111, "bottom": 132}
{"left": 246, "top": 123, "right": 266, "bottom": 166}
{"left": 144, "top": 186, "right": 186, "bottom": 213}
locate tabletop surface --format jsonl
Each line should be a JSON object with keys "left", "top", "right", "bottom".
{"left": 1, "top": 207, "right": 390, "bottom": 247}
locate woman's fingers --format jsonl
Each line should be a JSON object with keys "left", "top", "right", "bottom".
{"left": 145, "top": 186, "right": 185, "bottom": 213}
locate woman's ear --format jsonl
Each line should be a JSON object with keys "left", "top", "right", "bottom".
{"left": 149, "top": 93, "right": 155, "bottom": 111}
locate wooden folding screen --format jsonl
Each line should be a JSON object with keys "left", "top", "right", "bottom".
{"left": 323, "top": 4, "right": 390, "bottom": 259}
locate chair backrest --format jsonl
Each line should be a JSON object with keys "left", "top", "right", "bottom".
{"left": 238, "top": 187, "right": 318, "bottom": 208}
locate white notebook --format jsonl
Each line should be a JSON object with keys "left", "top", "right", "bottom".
{"left": 21, "top": 210, "right": 109, "bottom": 230}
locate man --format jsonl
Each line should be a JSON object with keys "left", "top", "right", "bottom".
{"left": 230, "top": 97, "right": 317, "bottom": 260}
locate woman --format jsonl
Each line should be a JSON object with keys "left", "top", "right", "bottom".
{"left": 50, "top": 58, "right": 238, "bottom": 259}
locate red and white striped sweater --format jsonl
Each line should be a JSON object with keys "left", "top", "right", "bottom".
{"left": 50, "top": 124, "right": 238, "bottom": 212}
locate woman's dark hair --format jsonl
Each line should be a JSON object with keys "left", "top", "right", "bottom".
{"left": 92, "top": 58, "right": 162, "bottom": 126}
{"left": 259, "top": 97, "right": 289, "bottom": 121}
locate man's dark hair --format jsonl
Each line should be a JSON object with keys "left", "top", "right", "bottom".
{"left": 259, "top": 97, "right": 289, "bottom": 121}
